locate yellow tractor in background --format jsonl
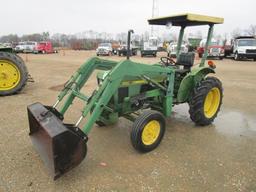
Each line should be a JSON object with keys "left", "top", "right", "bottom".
{"left": 0, "top": 46, "right": 28, "bottom": 96}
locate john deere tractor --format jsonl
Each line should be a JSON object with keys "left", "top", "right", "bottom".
{"left": 27, "top": 13, "right": 224, "bottom": 179}
{"left": 0, "top": 46, "right": 28, "bottom": 95}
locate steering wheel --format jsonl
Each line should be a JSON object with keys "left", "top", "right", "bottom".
{"left": 160, "top": 57, "right": 176, "bottom": 66}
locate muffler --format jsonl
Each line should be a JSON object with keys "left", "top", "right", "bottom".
{"left": 28, "top": 102, "right": 87, "bottom": 180}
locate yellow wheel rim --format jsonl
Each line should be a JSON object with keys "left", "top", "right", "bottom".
{"left": 142, "top": 120, "right": 161, "bottom": 145}
{"left": 0, "top": 60, "right": 21, "bottom": 91}
{"left": 204, "top": 87, "right": 221, "bottom": 118}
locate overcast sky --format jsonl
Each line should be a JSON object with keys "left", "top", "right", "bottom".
{"left": 1, "top": 0, "right": 255, "bottom": 37}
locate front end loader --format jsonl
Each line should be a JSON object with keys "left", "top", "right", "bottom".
{"left": 27, "top": 13, "right": 224, "bottom": 179}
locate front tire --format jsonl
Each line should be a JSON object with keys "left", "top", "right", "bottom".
{"left": 189, "top": 77, "right": 223, "bottom": 126}
{"left": 234, "top": 52, "right": 240, "bottom": 61}
{"left": 130, "top": 110, "right": 165, "bottom": 152}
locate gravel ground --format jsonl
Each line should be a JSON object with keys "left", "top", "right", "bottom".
{"left": 0, "top": 50, "right": 256, "bottom": 192}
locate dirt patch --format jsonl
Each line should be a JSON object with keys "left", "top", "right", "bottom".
{"left": 1, "top": 51, "right": 256, "bottom": 191}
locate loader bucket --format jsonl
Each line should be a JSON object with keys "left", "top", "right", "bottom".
{"left": 27, "top": 102, "right": 88, "bottom": 180}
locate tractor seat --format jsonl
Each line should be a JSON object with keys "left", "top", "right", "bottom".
{"left": 176, "top": 52, "right": 195, "bottom": 70}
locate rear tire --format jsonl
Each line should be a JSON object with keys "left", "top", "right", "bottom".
{"left": 130, "top": 110, "right": 165, "bottom": 152}
{"left": 254, "top": 58, "right": 256, "bottom": 61}
{"left": 0, "top": 52, "right": 28, "bottom": 96}
{"left": 189, "top": 77, "right": 223, "bottom": 126}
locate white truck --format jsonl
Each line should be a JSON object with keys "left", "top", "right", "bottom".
{"left": 14, "top": 41, "right": 37, "bottom": 53}
{"left": 14, "top": 42, "right": 26, "bottom": 53}
{"left": 167, "top": 42, "right": 188, "bottom": 58}
{"left": 96, "top": 43, "right": 113, "bottom": 56}
{"left": 141, "top": 36, "right": 158, "bottom": 57}
{"left": 232, "top": 36, "right": 256, "bottom": 61}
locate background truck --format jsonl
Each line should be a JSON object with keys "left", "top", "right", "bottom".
{"left": 197, "top": 39, "right": 225, "bottom": 60}
{"left": 111, "top": 42, "right": 120, "bottom": 55}
{"left": 232, "top": 36, "right": 256, "bottom": 61}
{"left": 33, "top": 41, "right": 56, "bottom": 54}
{"left": 141, "top": 36, "right": 158, "bottom": 57}
{"left": 24, "top": 41, "right": 37, "bottom": 53}
{"left": 14, "top": 42, "right": 26, "bottom": 53}
{"left": 118, "top": 43, "right": 138, "bottom": 56}
{"left": 14, "top": 41, "right": 37, "bottom": 53}
{"left": 223, "top": 39, "right": 233, "bottom": 57}
{"left": 167, "top": 41, "right": 188, "bottom": 57}
{"left": 96, "top": 43, "right": 113, "bottom": 56}
{"left": 188, "top": 37, "right": 202, "bottom": 51}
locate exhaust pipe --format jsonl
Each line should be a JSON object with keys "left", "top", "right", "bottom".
{"left": 126, "top": 29, "right": 134, "bottom": 60}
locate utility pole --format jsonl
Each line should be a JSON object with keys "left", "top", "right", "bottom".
{"left": 151, "top": 0, "right": 159, "bottom": 36}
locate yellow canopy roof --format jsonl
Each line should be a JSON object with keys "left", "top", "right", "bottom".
{"left": 148, "top": 13, "right": 224, "bottom": 26}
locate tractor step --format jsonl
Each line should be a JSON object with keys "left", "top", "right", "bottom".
{"left": 27, "top": 103, "right": 87, "bottom": 179}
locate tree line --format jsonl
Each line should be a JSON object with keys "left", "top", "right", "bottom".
{"left": 0, "top": 25, "right": 255, "bottom": 50}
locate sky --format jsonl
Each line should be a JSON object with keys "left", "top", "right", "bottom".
{"left": 1, "top": 0, "right": 255, "bottom": 37}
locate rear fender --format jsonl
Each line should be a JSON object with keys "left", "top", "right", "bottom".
{"left": 176, "top": 67, "right": 215, "bottom": 103}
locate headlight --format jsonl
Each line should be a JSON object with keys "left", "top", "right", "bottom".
{"left": 238, "top": 49, "right": 245, "bottom": 53}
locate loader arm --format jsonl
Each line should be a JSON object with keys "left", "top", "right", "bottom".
{"left": 27, "top": 57, "right": 174, "bottom": 179}
{"left": 55, "top": 57, "right": 174, "bottom": 134}
{"left": 57, "top": 57, "right": 118, "bottom": 114}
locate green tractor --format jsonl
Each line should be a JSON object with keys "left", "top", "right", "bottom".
{"left": 0, "top": 45, "right": 28, "bottom": 96}
{"left": 27, "top": 13, "right": 224, "bottom": 179}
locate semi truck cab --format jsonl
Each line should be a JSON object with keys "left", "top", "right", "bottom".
{"left": 233, "top": 36, "right": 256, "bottom": 61}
